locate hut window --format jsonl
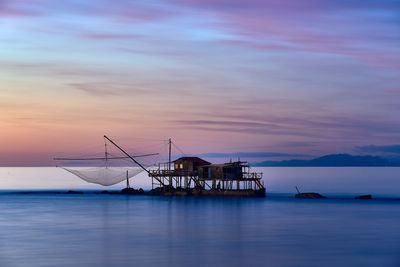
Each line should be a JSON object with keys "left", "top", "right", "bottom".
{"left": 175, "top": 163, "right": 178, "bottom": 169}
{"left": 180, "top": 163, "right": 183, "bottom": 169}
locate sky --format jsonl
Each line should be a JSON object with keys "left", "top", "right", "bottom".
{"left": 1, "top": 0, "right": 400, "bottom": 166}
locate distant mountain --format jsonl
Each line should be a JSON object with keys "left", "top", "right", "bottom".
{"left": 252, "top": 154, "right": 400, "bottom": 167}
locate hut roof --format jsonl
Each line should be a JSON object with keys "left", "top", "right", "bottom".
{"left": 174, "top": 157, "right": 211, "bottom": 166}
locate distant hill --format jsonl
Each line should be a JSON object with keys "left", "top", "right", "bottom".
{"left": 252, "top": 154, "right": 400, "bottom": 167}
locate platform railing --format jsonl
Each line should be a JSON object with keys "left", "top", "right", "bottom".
{"left": 242, "top": 172, "right": 263, "bottom": 179}
{"left": 150, "top": 169, "right": 263, "bottom": 180}
{"left": 150, "top": 169, "right": 197, "bottom": 177}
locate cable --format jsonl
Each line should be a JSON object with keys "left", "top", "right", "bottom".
{"left": 172, "top": 141, "right": 187, "bottom": 156}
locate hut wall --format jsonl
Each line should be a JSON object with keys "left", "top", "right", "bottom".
{"left": 210, "top": 166, "right": 224, "bottom": 179}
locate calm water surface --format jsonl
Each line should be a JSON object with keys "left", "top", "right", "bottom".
{"left": 0, "top": 194, "right": 399, "bottom": 267}
{"left": 0, "top": 167, "right": 399, "bottom": 266}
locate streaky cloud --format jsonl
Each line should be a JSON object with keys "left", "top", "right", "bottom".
{"left": 79, "top": 33, "right": 140, "bottom": 40}
{"left": 173, "top": 119, "right": 278, "bottom": 128}
{"left": 355, "top": 144, "right": 400, "bottom": 154}
{"left": 196, "top": 152, "right": 310, "bottom": 158}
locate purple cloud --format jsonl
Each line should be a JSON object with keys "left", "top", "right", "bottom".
{"left": 355, "top": 144, "right": 400, "bottom": 154}
{"left": 172, "top": 0, "right": 400, "bottom": 70}
{"left": 196, "top": 152, "right": 310, "bottom": 158}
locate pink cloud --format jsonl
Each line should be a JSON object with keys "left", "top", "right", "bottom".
{"left": 107, "top": 6, "right": 175, "bottom": 23}
{"left": 0, "top": 6, "right": 40, "bottom": 17}
{"left": 385, "top": 89, "right": 400, "bottom": 95}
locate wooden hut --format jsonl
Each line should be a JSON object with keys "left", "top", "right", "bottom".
{"left": 173, "top": 157, "right": 211, "bottom": 175}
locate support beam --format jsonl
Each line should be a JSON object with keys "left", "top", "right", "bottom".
{"left": 54, "top": 153, "right": 158, "bottom": 161}
{"left": 126, "top": 170, "right": 130, "bottom": 188}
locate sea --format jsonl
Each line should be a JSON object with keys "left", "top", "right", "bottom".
{"left": 0, "top": 167, "right": 399, "bottom": 267}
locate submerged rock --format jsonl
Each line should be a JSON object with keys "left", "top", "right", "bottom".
{"left": 66, "top": 190, "right": 84, "bottom": 194}
{"left": 120, "top": 187, "right": 145, "bottom": 195}
{"left": 295, "top": 192, "right": 326, "bottom": 199}
{"left": 148, "top": 186, "right": 176, "bottom": 195}
{"left": 355, "top": 194, "right": 372, "bottom": 199}
{"left": 120, "top": 188, "right": 136, "bottom": 194}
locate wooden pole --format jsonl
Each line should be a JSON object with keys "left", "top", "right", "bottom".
{"left": 295, "top": 186, "right": 301, "bottom": 194}
{"left": 126, "top": 170, "right": 130, "bottom": 188}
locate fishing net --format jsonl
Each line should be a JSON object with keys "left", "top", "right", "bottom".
{"left": 55, "top": 136, "right": 169, "bottom": 186}
{"left": 62, "top": 167, "right": 143, "bottom": 186}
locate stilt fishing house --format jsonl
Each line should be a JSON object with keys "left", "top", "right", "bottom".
{"left": 55, "top": 136, "right": 266, "bottom": 197}
{"left": 149, "top": 141, "right": 265, "bottom": 197}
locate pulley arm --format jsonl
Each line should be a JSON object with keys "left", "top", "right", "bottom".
{"left": 104, "top": 135, "right": 165, "bottom": 186}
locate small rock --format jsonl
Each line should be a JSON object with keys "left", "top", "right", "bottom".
{"left": 120, "top": 187, "right": 136, "bottom": 194}
{"left": 66, "top": 190, "right": 84, "bottom": 194}
{"left": 355, "top": 194, "right": 372, "bottom": 199}
{"left": 295, "top": 192, "right": 326, "bottom": 199}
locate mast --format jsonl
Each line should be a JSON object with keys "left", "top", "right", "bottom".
{"left": 168, "top": 138, "right": 171, "bottom": 171}
{"left": 105, "top": 140, "right": 108, "bottom": 167}
{"left": 168, "top": 138, "right": 172, "bottom": 186}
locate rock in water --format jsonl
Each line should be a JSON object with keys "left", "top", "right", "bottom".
{"left": 355, "top": 194, "right": 372, "bottom": 199}
{"left": 295, "top": 192, "right": 326, "bottom": 199}
{"left": 120, "top": 187, "right": 146, "bottom": 195}
{"left": 120, "top": 188, "right": 136, "bottom": 194}
{"left": 66, "top": 190, "right": 84, "bottom": 194}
